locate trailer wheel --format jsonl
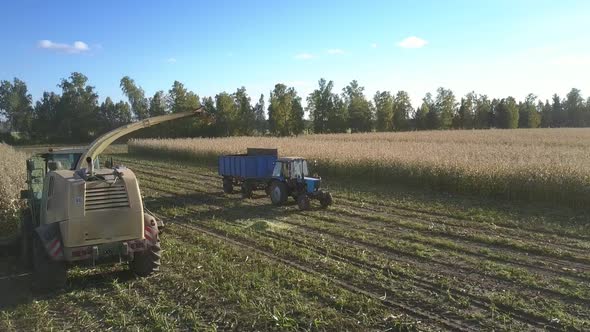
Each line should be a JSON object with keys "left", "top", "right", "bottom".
{"left": 241, "top": 182, "right": 253, "bottom": 199}
{"left": 270, "top": 181, "right": 288, "bottom": 206}
{"left": 320, "top": 192, "right": 333, "bottom": 208}
{"left": 130, "top": 234, "right": 161, "bottom": 277}
{"left": 20, "top": 210, "right": 33, "bottom": 269}
{"left": 32, "top": 234, "right": 67, "bottom": 291}
{"left": 223, "top": 178, "right": 233, "bottom": 194}
{"left": 297, "top": 195, "right": 311, "bottom": 210}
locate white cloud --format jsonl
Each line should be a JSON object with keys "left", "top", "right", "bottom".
{"left": 327, "top": 49, "right": 345, "bottom": 55}
{"left": 371, "top": 43, "right": 378, "bottom": 48}
{"left": 38, "top": 40, "right": 90, "bottom": 53}
{"left": 294, "top": 53, "right": 315, "bottom": 60}
{"left": 166, "top": 57, "right": 177, "bottom": 63}
{"left": 398, "top": 36, "right": 428, "bottom": 49}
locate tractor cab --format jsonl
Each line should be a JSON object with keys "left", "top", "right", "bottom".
{"left": 272, "top": 157, "right": 320, "bottom": 193}
{"left": 41, "top": 148, "right": 100, "bottom": 172}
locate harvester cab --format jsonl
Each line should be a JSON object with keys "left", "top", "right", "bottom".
{"left": 269, "top": 157, "right": 333, "bottom": 210}
{"left": 20, "top": 107, "right": 210, "bottom": 291}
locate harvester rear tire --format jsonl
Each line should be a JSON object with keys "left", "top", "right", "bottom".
{"left": 270, "top": 181, "right": 288, "bottom": 206}
{"left": 320, "top": 192, "right": 333, "bottom": 208}
{"left": 130, "top": 234, "right": 161, "bottom": 277}
{"left": 32, "top": 234, "right": 67, "bottom": 291}
{"left": 297, "top": 195, "right": 311, "bottom": 210}
{"left": 223, "top": 179, "right": 233, "bottom": 194}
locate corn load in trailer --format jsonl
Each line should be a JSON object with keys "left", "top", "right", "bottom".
{"left": 20, "top": 108, "right": 211, "bottom": 290}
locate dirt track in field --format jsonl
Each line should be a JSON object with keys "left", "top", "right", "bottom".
{"left": 119, "top": 155, "right": 589, "bottom": 331}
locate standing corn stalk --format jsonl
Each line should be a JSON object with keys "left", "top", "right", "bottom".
{"left": 0, "top": 143, "right": 27, "bottom": 245}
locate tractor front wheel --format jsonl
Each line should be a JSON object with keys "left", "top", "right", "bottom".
{"left": 270, "top": 181, "right": 288, "bottom": 206}
{"left": 320, "top": 192, "right": 333, "bottom": 208}
{"left": 32, "top": 234, "right": 67, "bottom": 291}
{"left": 297, "top": 195, "right": 311, "bottom": 210}
{"left": 130, "top": 234, "right": 161, "bottom": 277}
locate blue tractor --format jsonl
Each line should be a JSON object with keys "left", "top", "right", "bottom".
{"left": 268, "top": 157, "right": 333, "bottom": 210}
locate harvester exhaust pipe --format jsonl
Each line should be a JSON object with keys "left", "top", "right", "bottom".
{"left": 86, "top": 157, "right": 94, "bottom": 176}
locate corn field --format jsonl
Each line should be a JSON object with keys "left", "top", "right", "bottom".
{"left": 129, "top": 128, "right": 590, "bottom": 207}
{"left": 0, "top": 143, "right": 27, "bottom": 242}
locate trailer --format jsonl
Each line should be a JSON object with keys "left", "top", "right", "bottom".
{"left": 218, "top": 148, "right": 278, "bottom": 198}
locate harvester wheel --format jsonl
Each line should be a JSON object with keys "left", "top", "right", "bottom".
{"left": 32, "top": 234, "right": 67, "bottom": 291}
{"left": 297, "top": 195, "right": 311, "bottom": 210}
{"left": 270, "top": 181, "right": 288, "bottom": 206}
{"left": 20, "top": 210, "right": 33, "bottom": 269}
{"left": 223, "top": 178, "right": 233, "bottom": 194}
{"left": 320, "top": 192, "right": 333, "bottom": 208}
{"left": 241, "top": 182, "right": 253, "bottom": 199}
{"left": 130, "top": 234, "right": 161, "bottom": 277}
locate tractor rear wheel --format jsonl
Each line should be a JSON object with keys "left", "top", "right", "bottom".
{"left": 270, "top": 181, "right": 288, "bottom": 206}
{"left": 223, "top": 178, "right": 233, "bottom": 194}
{"left": 320, "top": 192, "right": 333, "bottom": 208}
{"left": 241, "top": 182, "right": 253, "bottom": 199}
{"left": 130, "top": 234, "right": 161, "bottom": 277}
{"left": 32, "top": 234, "right": 67, "bottom": 291}
{"left": 297, "top": 195, "right": 311, "bottom": 210}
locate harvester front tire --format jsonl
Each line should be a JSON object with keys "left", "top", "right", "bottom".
{"left": 270, "top": 182, "right": 288, "bottom": 206}
{"left": 130, "top": 235, "right": 161, "bottom": 277}
{"left": 32, "top": 234, "right": 67, "bottom": 291}
{"left": 297, "top": 195, "right": 311, "bottom": 210}
{"left": 223, "top": 179, "right": 233, "bottom": 194}
{"left": 320, "top": 192, "right": 333, "bottom": 208}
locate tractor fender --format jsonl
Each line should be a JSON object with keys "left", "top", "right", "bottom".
{"left": 34, "top": 223, "right": 64, "bottom": 261}
{"left": 143, "top": 213, "right": 160, "bottom": 247}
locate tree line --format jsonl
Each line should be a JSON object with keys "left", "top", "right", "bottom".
{"left": 1, "top": 72, "right": 589, "bottom": 143}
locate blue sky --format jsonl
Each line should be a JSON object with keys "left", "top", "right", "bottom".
{"left": 1, "top": 0, "right": 589, "bottom": 109}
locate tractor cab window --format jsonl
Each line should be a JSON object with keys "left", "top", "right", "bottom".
{"left": 272, "top": 162, "right": 283, "bottom": 177}
{"left": 48, "top": 153, "right": 82, "bottom": 170}
{"left": 291, "top": 160, "right": 309, "bottom": 179}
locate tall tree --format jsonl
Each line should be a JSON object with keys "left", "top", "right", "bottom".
{"left": 424, "top": 92, "right": 440, "bottom": 129}
{"left": 414, "top": 103, "right": 429, "bottom": 130}
{"left": 393, "top": 91, "right": 412, "bottom": 131}
{"left": 215, "top": 92, "right": 239, "bottom": 136}
{"left": 495, "top": 97, "right": 519, "bottom": 129}
{"left": 149, "top": 91, "right": 167, "bottom": 116}
{"left": 56, "top": 72, "right": 100, "bottom": 142}
{"left": 518, "top": 94, "right": 540, "bottom": 128}
{"left": 0, "top": 78, "right": 33, "bottom": 135}
{"left": 308, "top": 79, "right": 338, "bottom": 133}
{"left": 253, "top": 94, "right": 266, "bottom": 134}
{"left": 455, "top": 92, "right": 475, "bottom": 129}
{"left": 373, "top": 91, "right": 394, "bottom": 131}
{"left": 564, "top": 88, "right": 585, "bottom": 126}
{"left": 551, "top": 94, "right": 566, "bottom": 127}
{"left": 434, "top": 87, "right": 456, "bottom": 129}
{"left": 539, "top": 99, "right": 552, "bottom": 127}
{"left": 233, "top": 87, "right": 256, "bottom": 135}
{"left": 268, "top": 84, "right": 303, "bottom": 136}
{"left": 32, "top": 92, "right": 60, "bottom": 141}
{"left": 167, "top": 81, "right": 200, "bottom": 137}
{"left": 474, "top": 95, "right": 492, "bottom": 129}
{"left": 120, "top": 76, "right": 149, "bottom": 120}
{"left": 343, "top": 80, "right": 372, "bottom": 132}
{"left": 327, "top": 95, "right": 349, "bottom": 133}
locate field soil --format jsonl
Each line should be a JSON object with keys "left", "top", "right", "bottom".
{"left": 1, "top": 152, "right": 589, "bottom": 331}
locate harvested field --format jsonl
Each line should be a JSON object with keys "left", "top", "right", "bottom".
{"left": 129, "top": 128, "right": 590, "bottom": 207}
{"left": 2, "top": 152, "right": 588, "bottom": 331}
